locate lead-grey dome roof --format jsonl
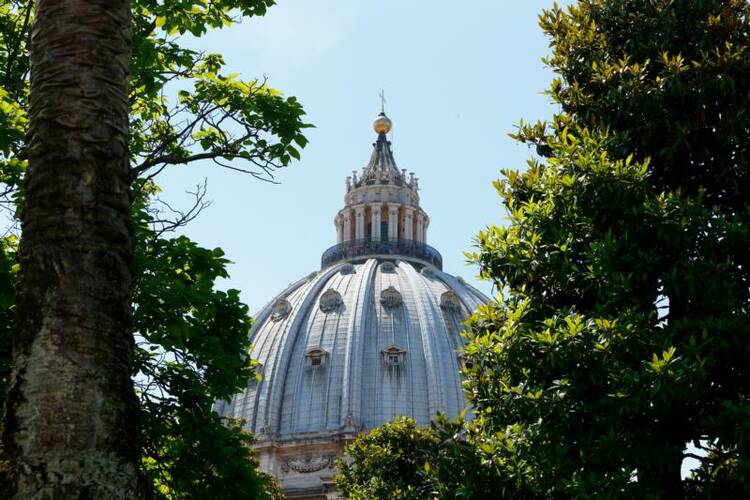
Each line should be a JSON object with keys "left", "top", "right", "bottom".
{"left": 216, "top": 257, "right": 487, "bottom": 443}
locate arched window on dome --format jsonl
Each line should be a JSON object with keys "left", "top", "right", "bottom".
{"left": 305, "top": 347, "right": 329, "bottom": 368}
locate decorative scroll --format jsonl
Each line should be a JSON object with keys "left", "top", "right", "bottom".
{"left": 281, "top": 455, "right": 335, "bottom": 474}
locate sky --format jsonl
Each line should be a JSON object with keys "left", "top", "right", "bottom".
{"left": 158, "top": 0, "right": 567, "bottom": 313}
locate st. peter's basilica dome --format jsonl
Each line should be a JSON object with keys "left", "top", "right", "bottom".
{"left": 216, "top": 112, "right": 488, "bottom": 499}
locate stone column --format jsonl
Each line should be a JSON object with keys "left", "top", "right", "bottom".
{"left": 343, "top": 212, "right": 352, "bottom": 242}
{"left": 387, "top": 204, "right": 399, "bottom": 241}
{"left": 404, "top": 207, "right": 414, "bottom": 242}
{"left": 371, "top": 203, "right": 382, "bottom": 241}
{"left": 354, "top": 205, "right": 365, "bottom": 240}
{"left": 415, "top": 213, "right": 424, "bottom": 243}
{"left": 423, "top": 215, "right": 429, "bottom": 243}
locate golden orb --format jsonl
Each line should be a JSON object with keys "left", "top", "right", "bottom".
{"left": 373, "top": 113, "right": 392, "bottom": 134}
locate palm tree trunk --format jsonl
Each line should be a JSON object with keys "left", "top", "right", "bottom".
{"left": 1, "top": 0, "right": 142, "bottom": 497}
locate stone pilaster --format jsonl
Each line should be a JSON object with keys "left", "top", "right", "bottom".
{"left": 415, "top": 213, "right": 424, "bottom": 243}
{"left": 371, "top": 203, "right": 382, "bottom": 241}
{"left": 354, "top": 205, "right": 365, "bottom": 240}
{"left": 387, "top": 204, "right": 399, "bottom": 241}
{"left": 343, "top": 212, "right": 352, "bottom": 242}
{"left": 404, "top": 207, "right": 414, "bottom": 242}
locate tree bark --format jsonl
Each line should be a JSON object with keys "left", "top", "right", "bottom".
{"left": 2, "top": 0, "right": 142, "bottom": 497}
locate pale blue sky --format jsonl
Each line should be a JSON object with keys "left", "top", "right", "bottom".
{"left": 159, "top": 0, "right": 567, "bottom": 312}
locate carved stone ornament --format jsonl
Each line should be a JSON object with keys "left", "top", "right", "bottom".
{"left": 440, "top": 291, "right": 462, "bottom": 312}
{"left": 380, "top": 286, "right": 403, "bottom": 309}
{"left": 319, "top": 289, "right": 342, "bottom": 313}
{"left": 380, "top": 261, "right": 396, "bottom": 273}
{"left": 280, "top": 455, "right": 335, "bottom": 474}
{"left": 340, "top": 263, "right": 356, "bottom": 275}
{"left": 271, "top": 298, "right": 291, "bottom": 321}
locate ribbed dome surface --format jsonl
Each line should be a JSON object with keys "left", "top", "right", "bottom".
{"left": 217, "top": 257, "right": 487, "bottom": 442}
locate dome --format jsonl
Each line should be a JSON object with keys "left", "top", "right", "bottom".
{"left": 216, "top": 110, "right": 488, "bottom": 497}
{"left": 216, "top": 258, "right": 486, "bottom": 441}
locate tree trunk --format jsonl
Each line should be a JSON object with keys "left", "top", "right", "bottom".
{"left": 1, "top": 0, "right": 142, "bottom": 497}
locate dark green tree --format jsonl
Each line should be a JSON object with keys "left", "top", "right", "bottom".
{"left": 0, "top": 0, "right": 309, "bottom": 497}
{"left": 463, "top": 0, "right": 750, "bottom": 497}
{"left": 335, "top": 415, "right": 507, "bottom": 499}
{"left": 335, "top": 417, "right": 444, "bottom": 500}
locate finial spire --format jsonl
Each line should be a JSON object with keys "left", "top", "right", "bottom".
{"left": 379, "top": 89, "right": 386, "bottom": 114}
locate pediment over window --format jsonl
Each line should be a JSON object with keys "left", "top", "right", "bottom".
{"left": 305, "top": 347, "right": 329, "bottom": 368}
{"left": 380, "top": 286, "right": 403, "bottom": 309}
{"left": 319, "top": 289, "right": 343, "bottom": 313}
{"left": 381, "top": 345, "right": 406, "bottom": 366}
{"left": 271, "top": 298, "right": 292, "bottom": 321}
{"left": 440, "top": 291, "right": 462, "bottom": 312}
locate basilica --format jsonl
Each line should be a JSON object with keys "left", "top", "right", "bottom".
{"left": 215, "top": 112, "right": 488, "bottom": 498}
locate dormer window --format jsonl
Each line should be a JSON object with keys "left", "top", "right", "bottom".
{"left": 420, "top": 266, "right": 436, "bottom": 278}
{"left": 380, "top": 262, "right": 396, "bottom": 273}
{"left": 319, "top": 289, "right": 343, "bottom": 313}
{"left": 340, "top": 263, "right": 355, "bottom": 275}
{"left": 305, "top": 347, "right": 329, "bottom": 368}
{"left": 380, "top": 286, "right": 403, "bottom": 309}
{"left": 440, "top": 291, "right": 462, "bottom": 313}
{"left": 381, "top": 345, "right": 406, "bottom": 367}
{"left": 271, "top": 299, "right": 291, "bottom": 321}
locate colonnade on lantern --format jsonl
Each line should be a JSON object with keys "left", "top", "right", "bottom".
{"left": 334, "top": 203, "right": 429, "bottom": 244}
